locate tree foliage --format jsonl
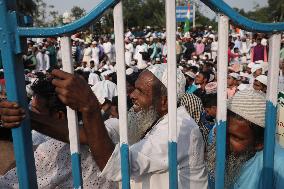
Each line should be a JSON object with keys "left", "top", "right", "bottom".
{"left": 235, "top": 0, "right": 284, "bottom": 23}
{"left": 32, "top": 0, "right": 56, "bottom": 26}
{"left": 70, "top": 6, "right": 86, "bottom": 20}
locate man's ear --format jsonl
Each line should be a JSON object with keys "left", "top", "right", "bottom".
{"left": 160, "top": 96, "right": 168, "bottom": 113}
{"left": 254, "top": 142, "right": 264, "bottom": 152}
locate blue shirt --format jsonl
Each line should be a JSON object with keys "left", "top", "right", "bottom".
{"left": 232, "top": 143, "right": 284, "bottom": 189}
{"left": 186, "top": 84, "right": 198, "bottom": 94}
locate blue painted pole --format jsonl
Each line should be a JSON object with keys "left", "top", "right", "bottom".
{"left": 113, "top": 2, "right": 130, "bottom": 189}
{"left": 215, "top": 14, "right": 229, "bottom": 189}
{"left": 0, "top": 0, "right": 37, "bottom": 188}
{"left": 166, "top": 0, "right": 178, "bottom": 188}
{"left": 61, "top": 36, "right": 83, "bottom": 188}
{"left": 263, "top": 34, "right": 281, "bottom": 188}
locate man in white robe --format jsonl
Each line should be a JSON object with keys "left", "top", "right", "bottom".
{"left": 91, "top": 41, "right": 100, "bottom": 69}
{"left": 0, "top": 65, "right": 208, "bottom": 189}
{"left": 103, "top": 38, "right": 113, "bottom": 62}
{"left": 134, "top": 39, "right": 148, "bottom": 69}
{"left": 50, "top": 64, "right": 208, "bottom": 188}
{"left": 125, "top": 38, "right": 134, "bottom": 66}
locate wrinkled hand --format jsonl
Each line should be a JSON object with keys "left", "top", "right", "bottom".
{"left": 0, "top": 101, "right": 26, "bottom": 128}
{"left": 51, "top": 69, "right": 100, "bottom": 113}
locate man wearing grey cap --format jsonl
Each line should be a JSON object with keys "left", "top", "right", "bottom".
{"left": 207, "top": 90, "right": 284, "bottom": 189}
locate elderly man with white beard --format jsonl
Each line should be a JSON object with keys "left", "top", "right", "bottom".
{"left": 207, "top": 90, "right": 284, "bottom": 189}
{"left": 0, "top": 64, "right": 208, "bottom": 188}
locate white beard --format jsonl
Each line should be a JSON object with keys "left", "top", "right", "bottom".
{"left": 127, "top": 106, "right": 159, "bottom": 145}
{"left": 207, "top": 137, "right": 255, "bottom": 189}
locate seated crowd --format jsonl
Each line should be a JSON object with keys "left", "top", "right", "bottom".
{"left": 0, "top": 26, "right": 284, "bottom": 189}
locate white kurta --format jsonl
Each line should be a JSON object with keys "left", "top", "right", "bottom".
{"left": 134, "top": 44, "right": 148, "bottom": 69}
{"left": 100, "top": 106, "right": 208, "bottom": 189}
{"left": 43, "top": 53, "right": 50, "bottom": 71}
{"left": 125, "top": 43, "right": 134, "bottom": 66}
{"left": 83, "top": 47, "right": 92, "bottom": 66}
{"left": 91, "top": 47, "right": 100, "bottom": 67}
{"left": 88, "top": 72, "right": 101, "bottom": 86}
{"left": 211, "top": 41, "right": 218, "bottom": 61}
{"left": 0, "top": 135, "right": 117, "bottom": 189}
{"left": 103, "top": 42, "right": 113, "bottom": 61}
{"left": 35, "top": 51, "right": 44, "bottom": 71}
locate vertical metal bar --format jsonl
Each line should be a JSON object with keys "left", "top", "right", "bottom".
{"left": 113, "top": 2, "right": 130, "bottom": 189}
{"left": 215, "top": 14, "right": 229, "bottom": 189}
{"left": 0, "top": 0, "right": 38, "bottom": 188}
{"left": 263, "top": 34, "right": 281, "bottom": 188}
{"left": 61, "top": 36, "right": 83, "bottom": 188}
{"left": 166, "top": 0, "right": 178, "bottom": 188}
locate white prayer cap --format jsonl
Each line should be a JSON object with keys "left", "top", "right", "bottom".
{"left": 229, "top": 72, "right": 240, "bottom": 80}
{"left": 192, "top": 56, "right": 197, "bottom": 59}
{"left": 184, "top": 32, "right": 191, "bottom": 38}
{"left": 155, "top": 57, "right": 160, "bottom": 61}
{"left": 251, "top": 64, "right": 263, "bottom": 73}
{"left": 184, "top": 71, "right": 196, "bottom": 79}
{"left": 133, "top": 39, "right": 138, "bottom": 42}
{"left": 126, "top": 68, "right": 134, "bottom": 75}
{"left": 255, "top": 75, "right": 267, "bottom": 86}
{"left": 261, "top": 38, "right": 267, "bottom": 46}
{"left": 146, "top": 64, "right": 186, "bottom": 100}
{"left": 247, "top": 62, "right": 254, "bottom": 69}
{"left": 91, "top": 80, "right": 118, "bottom": 105}
{"left": 240, "top": 72, "right": 249, "bottom": 78}
{"left": 228, "top": 89, "right": 266, "bottom": 127}
{"left": 92, "top": 41, "right": 97, "bottom": 45}
{"left": 101, "top": 70, "right": 114, "bottom": 77}
{"left": 209, "top": 34, "right": 215, "bottom": 39}
{"left": 208, "top": 25, "right": 212, "bottom": 29}
{"left": 146, "top": 26, "right": 151, "bottom": 29}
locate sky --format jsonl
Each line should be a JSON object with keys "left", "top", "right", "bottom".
{"left": 45, "top": 0, "right": 268, "bottom": 18}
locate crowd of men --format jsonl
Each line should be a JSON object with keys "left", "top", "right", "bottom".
{"left": 0, "top": 25, "right": 284, "bottom": 189}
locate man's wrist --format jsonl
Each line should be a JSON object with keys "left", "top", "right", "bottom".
{"left": 81, "top": 98, "right": 101, "bottom": 115}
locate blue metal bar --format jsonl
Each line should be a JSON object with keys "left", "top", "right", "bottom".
{"left": 166, "top": 0, "right": 178, "bottom": 188}
{"left": 61, "top": 36, "right": 83, "bottom": 188}
{"left": 0, "top": 0, "right": 38, "bottom": 188}
{"left": 120, "top": 144, "right": 130, "bottom": 189}
{"left": 200, "top": 0, "right": 284, "bottom": 33}
{"left": 215, "top": 121, "right": 227, "bottom": 189}
{"left": 168, "top": 142, "right": 178, "bottom": 189}
{"left": 262, "top": 34, "right": 281, "bottom": 188}
{"left": 215, "top": 14, "right": 229, "bottom": 189}
{"left": 113, "top": 2, "right": 130, "bottom": 188}
{"left": 71, "top": 153, "right": 83, "bottom": 188}
{"left": 263, "top": 102, "right": 277, "bottom": 187}
{"left": 17, "top": 0, "right": 119, "bottom": 37}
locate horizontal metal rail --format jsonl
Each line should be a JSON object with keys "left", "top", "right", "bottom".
{"left": 17, "top": 0, "right": 119, "bottom": 37}
{"left": 201, "top": 0, "right": 284, "bottom": 33}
